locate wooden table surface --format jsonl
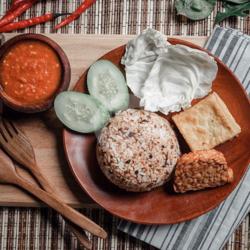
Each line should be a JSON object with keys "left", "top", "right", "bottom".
{"left": 0, "top": 34, "right": 207, "bottom": 207}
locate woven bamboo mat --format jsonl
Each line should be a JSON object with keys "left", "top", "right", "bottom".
{"left": 0, "top": 0, "right": 250, "bottom": 35}
{"left": 0, "top": 1, "right": 249, "bottom": 249}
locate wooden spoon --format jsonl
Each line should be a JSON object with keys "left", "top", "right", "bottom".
{"left": 0, "top": 118, "right": 99, "bottom": 248}
{"left": 0, "top": 120, "right": 107, "bottom": 241}
{"left": 0, "top": 149, "right": 107, "bottom": 239}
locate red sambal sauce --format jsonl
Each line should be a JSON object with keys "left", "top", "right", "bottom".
{"left": 0, "top": 40, "right": 61, "bottom": 105}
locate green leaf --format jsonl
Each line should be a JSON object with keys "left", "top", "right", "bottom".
{"left": 215, "top": 2, "right": 250, "bottom": 23}
{"left": 175, "top": 0, "right": 216, "bottom": 20}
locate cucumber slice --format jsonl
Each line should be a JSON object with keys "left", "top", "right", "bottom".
{"left": 87, "top": 60, "right": 129, "bottom": 113}
{"left": 54, "top": 91, "right": 110, "bottom": 133}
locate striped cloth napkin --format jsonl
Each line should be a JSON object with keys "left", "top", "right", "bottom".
{"left": 118, "top": 26, "right": 250, "bottom": 250}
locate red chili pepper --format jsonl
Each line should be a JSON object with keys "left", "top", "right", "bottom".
{"left": 55, "top": 0, "right": 96, "bottom": 30}
{"left": 0, "top": 13, "right": 69, "bottom": 33}
{"left": 11, "top": 0, "right": 29, "bottom": 9}
{"left": 6, "top": 1, "right": 29, "bottom": 15}
{"left": 0, "top": 0, "right": 37, "bottom": 28}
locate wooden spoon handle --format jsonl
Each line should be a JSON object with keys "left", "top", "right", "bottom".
{"left": 15, "top": 176, "right": 107, "bottom": 239}
{"left": 67, "top": 222, "right": 92, "bottom": 249}
{"left": 30, "top": 164, "right": 92, "bottom": 249}
{"left": 29, "top": 165, "right": 54, "bottom": 193}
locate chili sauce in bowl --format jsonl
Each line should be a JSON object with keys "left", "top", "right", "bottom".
{"left": 0, "top": 34, "right": 70, "bottom": 113}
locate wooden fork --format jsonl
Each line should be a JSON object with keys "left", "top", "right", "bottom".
{"left": 0, "top": 117, "right": 105, "bottom": 248}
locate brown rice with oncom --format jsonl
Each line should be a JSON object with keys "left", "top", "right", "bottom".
{"left": 96, "top": 109, "right": 180, "bottom": 192}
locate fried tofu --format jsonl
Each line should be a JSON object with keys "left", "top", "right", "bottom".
{"left": 172, "top": 92, "right": 241, "bottom": 151}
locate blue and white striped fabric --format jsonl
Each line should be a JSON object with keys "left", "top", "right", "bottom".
{"left": 118, "top": 26, "right": 250, "bottom": 250}
{"left": 206, "top": 26, "right": 250, "bottom": 93}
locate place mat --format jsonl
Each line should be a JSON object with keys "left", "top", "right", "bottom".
{"left": 0, "top": 208, "right": 154, "bottom": 250}
{"left": 0, "top": 208, "right": 249, "bottom": 250}
{"left": 0, "top": 1, "right": 249, "bottom": 249}
{"left": 0, "top": 0, "right": 249, "bottom": 35}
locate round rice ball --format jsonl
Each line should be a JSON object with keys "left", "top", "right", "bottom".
{"left": 96, "top": 109, "right": 180, "bottom": 192}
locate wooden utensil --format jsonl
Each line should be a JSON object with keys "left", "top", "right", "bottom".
{"left": 0, "top": 118, "right": 107, "bottom": 240}
{"left": 1, "top": 124, "right": 92, "bottom": 249}
{"left": 0, "top": 118, "right": 95, "bottom": 249}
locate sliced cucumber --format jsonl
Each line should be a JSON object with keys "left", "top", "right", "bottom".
{"left": 87, "top": 60, "right": 129, "bottom": 113}
{"left": 54, "top": 91, "right": 110, "bottom": 133}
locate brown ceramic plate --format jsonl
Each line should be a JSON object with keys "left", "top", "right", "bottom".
{"left": 0, "top": 34, "right": 71, "bottom": 113}
{"left": 63, "top": 38, "right": 250, "bottom": 224}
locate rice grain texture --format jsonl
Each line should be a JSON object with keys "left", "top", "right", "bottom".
{"left": 96, "top": 109, "right": 180, "bottom": 192}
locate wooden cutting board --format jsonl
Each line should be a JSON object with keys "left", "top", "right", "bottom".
{"left": 0, "top": 34, "right": 207, "bottom": 207}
